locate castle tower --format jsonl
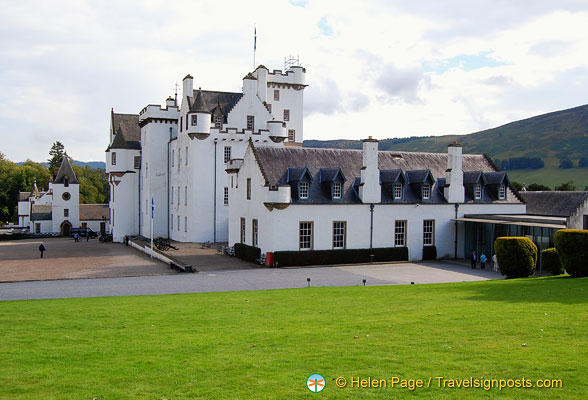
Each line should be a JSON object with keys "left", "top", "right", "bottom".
{"left": 51, "top": 156, "right": 80, "bottom": 235}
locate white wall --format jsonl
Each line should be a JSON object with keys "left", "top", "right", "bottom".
{"left": 51, "top": 182, "right": 80, "bottom": 232}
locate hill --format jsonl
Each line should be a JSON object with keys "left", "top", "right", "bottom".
{"left": 17, "top": 160, "right": 106, "bottom": 169}
{"left": 304, "top": 104, "right": 588, "bottom": 188}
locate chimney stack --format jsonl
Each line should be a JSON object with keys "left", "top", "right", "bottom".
{"left": 359, "top": 137, "right": 381, "bottom": 204}
{"left": 444, "top": 142, "right": 464, "bottom": 203}
{"left": 182, "top": 74, "right": 194, "bottom": 102}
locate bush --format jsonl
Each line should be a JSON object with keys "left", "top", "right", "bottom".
{"left": 494, "top": 237, "right": 537, "bottom": 278}
{"left": 273, "top": 247, "right": 408, "bottom": 267}
{"left": 554, "top": 229, "right": 588, "bottom": 277}
{"left": 0, "top": 233, "right": 30, "bottom": 241}
{"left": 542, "top": 248, "right": 564, "bottom": 275}
{"left": 559, "top": 159, "right": 574, "bottom": 169}
{"left": 234, "top": 243, "right": 261, "bottom": 264}
{"left": 422, "top": 246, "right": 437, "bottom": 260}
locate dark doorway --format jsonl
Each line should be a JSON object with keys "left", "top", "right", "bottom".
{"left": 61, "top": 221, "right": 72, "bottom": 236}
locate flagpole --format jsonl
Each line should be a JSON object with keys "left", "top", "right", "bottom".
{"left": 253, "top": 24, "right": 256, "bottom": 70}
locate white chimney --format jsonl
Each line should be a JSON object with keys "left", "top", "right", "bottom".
{"left": 243, "top": 73, "right": 257, "bottom": 97}
{"left": 255, "top": 66, "right": 268, "bottom": 103}
{"left": 444, "top": 142, "right": 464, "bottom": 203}
{"left": 359, "top": 137, "right": 381, "bottom": 204}
{"left": 182, "top": 74, "right": 194, "bottom": 102}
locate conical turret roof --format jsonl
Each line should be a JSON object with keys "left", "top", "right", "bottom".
{"left": 53, "top": 156, "right": 78, "bottom": 184}
{"left": 190, "top": 89, "right": 211, "bottom": 114}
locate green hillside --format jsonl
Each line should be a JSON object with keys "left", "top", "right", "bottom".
{"left": 304, "top": 104, "right": 588, "bottom": 188}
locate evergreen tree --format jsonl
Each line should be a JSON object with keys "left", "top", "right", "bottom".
{"left": 48, "top": 141, "right": 66, "bottom": 176}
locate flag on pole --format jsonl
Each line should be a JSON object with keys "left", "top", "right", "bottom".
{"left": 254, "top": 26, "right": 257, "bottom": 51}
{"left": 151, "top": 197, "right": 154, "bottom": 219}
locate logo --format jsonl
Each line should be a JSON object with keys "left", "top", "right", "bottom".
{"left": 307, "top": 373, "right": 325, "bottom": 393}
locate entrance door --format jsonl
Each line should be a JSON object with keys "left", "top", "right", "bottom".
{"left": 61, "top": 221, "right": 72, "bottom": 236}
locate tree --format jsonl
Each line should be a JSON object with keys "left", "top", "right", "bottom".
{"left": 555, "top": 181, "right": 576, "bottom": 191}
{"left": 527, "top": 183, "right": 551, "bottom": 191}
{"left": 0, "top": 153, "right": 18, "bottom": 222}
{"left": 510, "top": 181, "right": 524, "bottom": 191}
{"left": 559, "top": 158, "right": 574, "bottom": 169}
{"left": 579, "top": 157, "right": 588, "bottom": 168}
{"left": 48, "top": 141, "right": 66, "bottom": 176}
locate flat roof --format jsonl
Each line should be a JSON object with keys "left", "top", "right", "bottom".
{"left": 453, "top": 214, "right": 567, "bottom": 229}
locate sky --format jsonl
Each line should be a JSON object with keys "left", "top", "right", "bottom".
{"left": 1, "top": 0, "right": 588, "bottom": 162}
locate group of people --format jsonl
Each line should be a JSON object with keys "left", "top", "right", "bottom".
{"left": 470, "top": 250, "right": 499, "bottom": 272}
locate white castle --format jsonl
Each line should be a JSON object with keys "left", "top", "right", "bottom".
{"left": 106, "top": 64, "right": 307, "bottom": 243}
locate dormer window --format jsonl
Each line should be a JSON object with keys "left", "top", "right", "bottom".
{"left": 394, "top": 183, "right": 403, "bottom": 199}
{"left": 475, "top": 184, "right": 482, "bottom": 200}
{"left": 423, "top": 183, "right": 430, "bottom": 200}
{"left": 191, "top": 115, "right": 197, "bottom": 126}
{"left": 499, "top": 184, "right": 506, "bottom": 199}
{"left": 332, "top": 182, "right": 342, "bottom": 199}
{"left": 299, "top": 182, "right": 309, "bottom": 199}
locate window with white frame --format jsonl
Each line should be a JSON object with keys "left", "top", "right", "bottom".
{"left": 184, "top": 186, "right": 187, "bottom": 206}
{"left": 224, "top": 187, "right": 229, "bottom": 205}
{"left": 299, "top": 222, "right": 313, "bottom": 250}
{"left": 215, "top": 115, "right": 222, "bottom": 129}
{"left": 185, "top": 216, "right": 187, "bottom": 232}
{"left": 134, "top": 156, "right": 140, "bottom": 169}
{"left": 191, "top": 114, "right": 197, "bottom": 126}
{"left": 252, "top": 219, "right": 258, "bottom": 247}
{"left": 423, "top": 183, "right": 431, "bottom": 199}
{"left": 283, "top": 109, "right": 290, "bottom": 121}
{"left": 333, "top": 182, "right": 342, "bottom": 199}
{"left": 274, "top": 90, "right": 280, "bottom": 101}
{"left": 395, "top": 220, "right": 407, "bottom": 247}
{"left": 185, "top": 147, "right": 188, "bottom": 165}
{"left": 247, "top": 178, "right": 251, "bottom": 200}
{"left": 423, "top": 220, "right": 435, "bottom": 246}
{"left": 288, "top": 129, "right": 295, "bottom": 141}
{"left": 333, "top": 221, "right": 346, "bottom": 249}
{"left": 240, "top": 218, "right": 246, "bottom": 243}
{"left": 394, "top": 183, "right": 403, "bottom": 199}
{"left": 224, "top": 146, "right": 231, "bottom": 163}
{"left": 475, "top": 184, "right": 482, "bottom": 199}
{"left": 499, "top": 184, "right": 506, "bottom": 199}
{"left": 247, "top": 115, "right": 255, "bottom": 131}
{"left": 111, "top": 152, "right": 116, "bottom": 165}
{"left": 299, "top": 182, "right": 309, "bottom": 199}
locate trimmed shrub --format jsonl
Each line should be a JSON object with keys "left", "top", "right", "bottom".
{"left": 0, "top": 233, "right": 30, "bottom": 241}
{"left": 542, "top": 248, "right": 564, "bottom": 275}
{"left": 273, "top": 247, "right": 408, "bottom": 267}
{"left": 422, "top": 246, "right": 437, "bottom": 260}
{"left": 554, "top": 229, "right": 588, "bottom": 277}
{"left": 234, "top": 243, "right": 261, "bottom": 264}
{"left": 494, "top": 237, "right": 537, "bottom": 278}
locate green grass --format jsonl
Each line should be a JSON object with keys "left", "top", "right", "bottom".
{"left": 507, "top": 166, "right": 588, "bottom": 189}
{"left": 1, "top": 277, "right": 586, "bottom": 399}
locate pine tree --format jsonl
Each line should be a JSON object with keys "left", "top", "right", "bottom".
{"left": 48, "top": 141, "right": 65, "bottom": 176}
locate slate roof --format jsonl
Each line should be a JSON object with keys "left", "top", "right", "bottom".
{"left": 318, "top": 168, "right": 345, "bottom": 183}
{"left": 253, "top": 146, "right": 521, "bottom": 204}
{"left": 53, "top": 157, "right": 79, "bottom": 184}
{"left": 109, "top": 126, "right": 141, "bottom": 150}
{"left": 31, "top": 205, "right": 52, "bottom": 221}
{"left": 463, "top": 171, "right": 484, "bottom": 185}
{"left": 19, "top": 192, "right": 32, "bottom": 201}
{"left": 192, "top": 90, "right": 242, "bottom": 117}
{"left": 80, "top": 204, "right": 109, "bottom": 221}
{"left": 189, "top": 90, "right": 211, "bottom": 113}
{"left": 112, "top": 112, "right": 140, "bottom": 142}
{"left": 380, "top": 170, "right": 403, "bottom": 184}
{"left": 519, "top": 191, "right": 588, "bottom": 217}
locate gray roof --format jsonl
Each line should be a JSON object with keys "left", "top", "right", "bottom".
{"left": 189, "top": 90, "right": 211, "bottom": 114}
{"left": 80, "top": 204, "right": 109, "bottom": 221}
{"left": 319, "top": 168, "right": 345, "bottom": 183}
{"left": 109, "top": 126, "right": 141, "bottom": 150}
{"left": 380, "top": 170, "right": 404, "bottom": 184}
{"left": 31, "top": 205, "right": 52, "bottom": 221}
{"left": 519, "top": 191, "right": 588, "bottom": 217}
{"left": 19, "top": 192, "right": 32, "bottom": 201}
{"left": 53, "top": 157, "right": 78, "bottom": 184}
{"left": 253, "top": 146, "right": 521, "bottom": 204}
{"left": 463, "top": 171, "right": 483, "bottom": 185}
{"left": 112, "top": 112, "right": 140, "bottom": 142}
{"left": 192, "top": 90, "right": 242, "bottom": 117}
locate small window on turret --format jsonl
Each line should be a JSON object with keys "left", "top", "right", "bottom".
{"left": 111, "top": 152, "right": 116, "bottom": 166}
{"left": 191, "top": 115, "right": 197, "bottom": 126}
{"left": 284, "top": 109, "right": 290, "bottom": 121}
{"left": 215, "top": 115, "right": 223, "bottom": 129}
{"left": 274, "top": 90, "right": 280, "bottom": 101}
{"left": 64, "top": 178, "right": 69, "bottom": 187}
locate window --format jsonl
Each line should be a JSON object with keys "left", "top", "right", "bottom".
{"left": 184, "top": 186, "right": 187, "bottom": 206}
{"left": 499, "top": 184, "right": 506, "bottom": 199}
{"left": 247, "top": 115, "right": 255, "bottom": 131}
{"left": 172, "top": 150, "right": 174, "bottom": 167}
{"left": 267, "top": 104, "right": 272, "bottom": 113}
{"left": 185, "top": 116, "right": 188, "bottom": 131}
{"left": 134, "top": 156, "right": 141, "bottom": 169}
{"left": 299, "top": 222, "right": 313, "bottom": 250}
{"left": 171, "top": 214, "right": 173, "bottom": 230}
{"left": 240, "top": 218, "right": 246, "bottom": 243}
{"left": 224, "top": 146, "right": 231, "bottom": 163}
{"left": 274, "top": 90, "right": 280, "bottom": 101}
{"left": 178, "top": 151, "right": 181, "bottom": 171}
{"left": 475, "top": 184, "right": 482, "bottom": 200}
{"left": 64, "top": 178, "right": 69, "bottom": 187}
{"left": 180, "top": 117, "right": 183, "bottom": 132}
{"left": 252, "top": 219, "right": 258, "bottom": 247}
{"left": 288, "top": 129, "right": 295, "bottom": 141}
{"left": 171, "top": 186, "right": 174, "bottom": 204}
{"left": 177, "top": 186, "right": 180, "bottom": 205}
{"left": 224, "top": 187, "right": 229, "bottom": 205}
{"left": 185, "top": 147, "right": 188, "bottom": 165}
{"left": 333, "top": 182, "right": 342, "bottom": 199}
{"left": 423, "top": 220, "right": 435, "bottom": 246}
{"left": 333, "top": 221, "right": 346, "bottom": 249}
{"left": 247, "top": 178, "right": 252, "bottom": 200}
{"left": 35, "top": 223, "right": 41, "bottom": 234}
{"left": 64, "top": 209, "right": 69, "bottom": 217}
{"left": 191, "top": 114, "right": 197, "bottom": 126}
{"left": 394, "top": 183, "right": 403, "bottom": 199}
{"left": 283, "top": 109, "right": 290, "bottom": 121}
{"left": 423, "top": 183, "right": 431, "bottom": 200}
{"left": 395, "top": 220, "right": 406, "bottom": 247}
{"left": 215, "top": 115, "right": 223, "bottom": 129}
{"left": 185, "top": 216, "right": 187, "bottom": 232}
{"left": 177, "top": 215, "right": 180, "bottom": 231}
{"left": 111, "top": 152, "right": 116, "bottom": 165}
{"left": 299, "top": 182, "right": 309, "bottom": 199}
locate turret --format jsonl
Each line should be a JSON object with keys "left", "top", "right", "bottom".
{"left": 166, "top": 96, "right": 175, "bottom": 108}
{"left": 359, "top": 137, "right": 381, "bottom": 204}
{"left": 186, "top": 89, "right": 211, "bottom": 140}
{"left": 267, "top": 120, "right": 287, "bottom": 143}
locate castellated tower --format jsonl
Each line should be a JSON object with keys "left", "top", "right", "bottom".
{"left": 51, "top": 157, "right": 80, "bottom": 235}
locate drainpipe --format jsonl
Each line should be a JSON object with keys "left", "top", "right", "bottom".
{"left": 138, "top": 154, "right": 142, "bottom": 236}
{"left": 369, "top": 203, "right": 374, "bottom": 248}
{"left": 454, "top": 203, "right": 459, "bottom": 259}
{"left": 167, "top": 127, "right": 172, "bottom": 239}
{"left": 214, "top": 140, "right": 217, "bottom": 243}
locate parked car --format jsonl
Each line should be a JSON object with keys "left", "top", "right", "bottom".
{"left": 71, "top": 228, "right": 98, "bottom": 238}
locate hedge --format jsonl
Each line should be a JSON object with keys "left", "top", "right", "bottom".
{"left": 542, "top": 248, "right": 564, "bottom": 276}
{"left": 554, "top": 229, "right": 588, "bottom": 277}
{"left": 494, "top": 237, "right": 537, "bottom": 278}
{"left": 273, "top": 247, "right": 408, "bottom": 267}
{"left": 422, "top": 246, "right": 437, "bottom": 260}
{"left": 0, "top": 233, "right": 30, "bottom": 241}
{"left": 234, "top": 243, "right": 261, "bottom": 264}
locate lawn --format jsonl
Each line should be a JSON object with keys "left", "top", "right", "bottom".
{"left": 0, "top": 277, "right": 586, "bottom": 399}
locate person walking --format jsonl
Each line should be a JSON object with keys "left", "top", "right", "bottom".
{"left": 39, "top": 243, "right": 46, "bottom": 258}
{"left": 480, "top": 252, "right": 487, "bottom": 270}
{"left": 470, "top": 250, "right": 477, "bottom": 269}
{"left": 492, "top": 254, "right": 499, "bottom": 272}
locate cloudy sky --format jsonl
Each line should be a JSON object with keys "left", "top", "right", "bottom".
{"left": 1, "top": 0, "right": 588, "bottom": 162}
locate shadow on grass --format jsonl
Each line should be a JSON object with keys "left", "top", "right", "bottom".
{"left": 452, "top": 275, "right": 588, "bottom": 305}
